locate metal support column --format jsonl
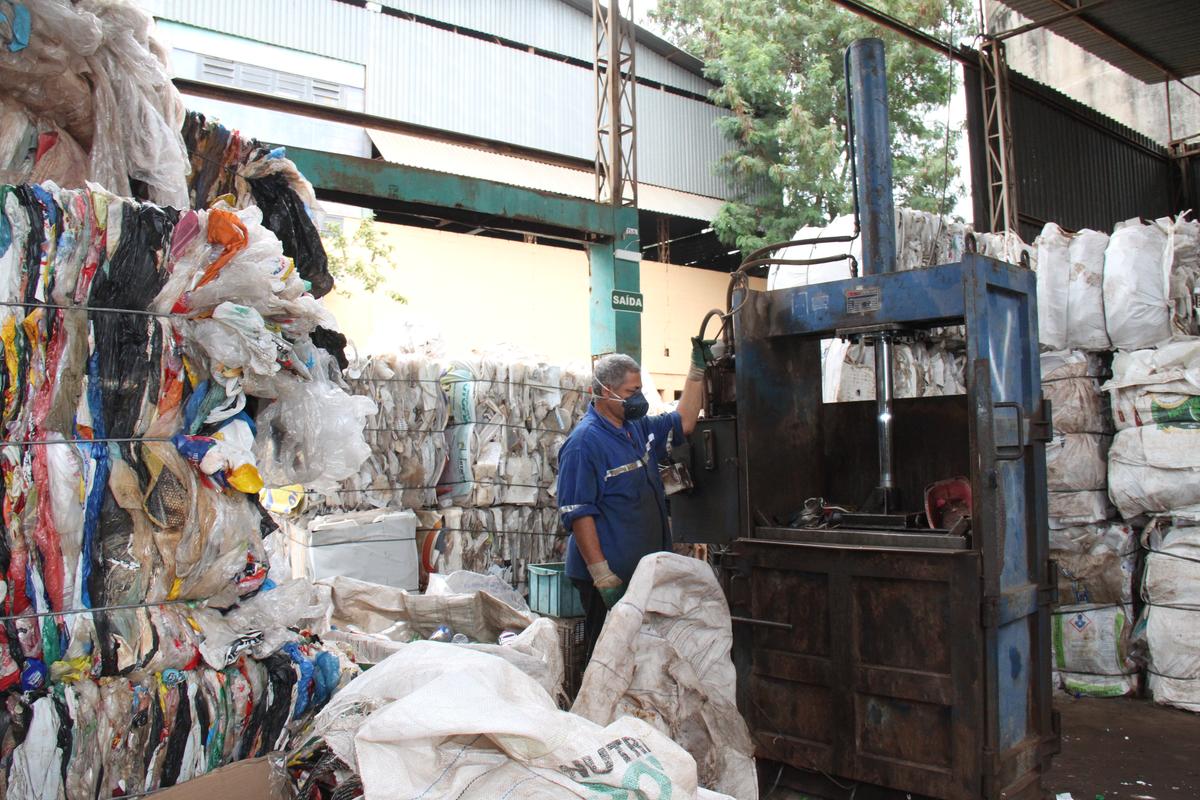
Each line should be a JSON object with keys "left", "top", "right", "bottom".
{"left": 588, "top": 206, "right": 642, "bottom": 362}
{"left": 592, "top": 0, "right": 641, "bottom": 363}
{"left": 979, "top": 38, "right": 1020, "bottom": 236}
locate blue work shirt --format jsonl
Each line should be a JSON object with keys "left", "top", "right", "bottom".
{"left": 557, "top": 404, "right": 684, "bottom": 583}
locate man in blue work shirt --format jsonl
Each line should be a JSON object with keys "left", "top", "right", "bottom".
{"left": 556, "top": 342, "right": 708, "bottom": 656}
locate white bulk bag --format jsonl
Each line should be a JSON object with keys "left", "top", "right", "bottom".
{"left": 1045, "top": 433, "right": 1110, "bottom": 492}
{"left": 1164, "top": 216, "right": 1200, "bottom": 337}
{"left": 1108, "top": 424, "right": 1200, "bottom": 521}
{"left": 314, "top": 643, "right": 723, "bottom": 800}
{"left": 1140, "top": 523, "right": 1200, "bottom": 711}
{"left": 574, "top": 553, "right": 758, "bottom": 800}
{"left": 1052, "top": 603, "right": 1136, "bottom": 697}
{"left": 1049, "top": 523, "right": 1135, "bottom": 605}
{"left": 1103, "top": 220, "right": 1169, "bottom": 350}
{"left": 1105, "top": 340, "right": 1200, "bottom": 430}
{"left": 1048, "top": 490, "right": 1113, "bottom": 529}
{"left": 1035, "top": 222, "right": 1071, "bottom": 350}
{"left": 1041, "top": 351, "right": 1107, "bottom": 434}
{"left": 1066, "top": 229, "right": 1111, "bottom": 350}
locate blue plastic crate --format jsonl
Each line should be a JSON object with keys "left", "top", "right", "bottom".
{"left": 528, "top": 562, "right": 584, "bottom": 617}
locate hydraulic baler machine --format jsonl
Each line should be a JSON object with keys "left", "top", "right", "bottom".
{"left": 673, "top": 40, "right": 1058, "bottom": 800}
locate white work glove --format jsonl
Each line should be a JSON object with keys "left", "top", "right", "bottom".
{"left": 587, "top": 560, "right": 625, "bottom": 607}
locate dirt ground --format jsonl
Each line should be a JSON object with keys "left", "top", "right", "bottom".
{"left": 1046, "top": 696, "right": 1200, "bottom": 800}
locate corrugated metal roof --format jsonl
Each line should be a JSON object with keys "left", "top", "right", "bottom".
{"left": 995, "top": 0, "right": 1200, "bottom": 83}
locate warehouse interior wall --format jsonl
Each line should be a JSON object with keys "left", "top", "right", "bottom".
{"left": 321, "top": 220, "right": 759, "bottom": 401}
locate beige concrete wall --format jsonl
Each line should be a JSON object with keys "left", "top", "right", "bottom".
{"left": 986, "top": 2, "right": 1200, "bottom": 147}
{"left": 322, "top": 220, "right": 757, "bottom": 400}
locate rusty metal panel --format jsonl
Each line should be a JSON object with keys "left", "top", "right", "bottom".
{"left": 735, "top": 541, "right": 984, "bottom": 799}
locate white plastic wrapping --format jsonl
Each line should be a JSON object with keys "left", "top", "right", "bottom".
{"left": 1108, "top": 424, "right": 1200, "bottom": 522}
{"left": 975, "top": 229, "right": 1036, "bottom": 269}
{"left": 1045, "top": 433, "right": 1110, "bottom": 492}
{"left": 1105, "top": 340, "right": 1200, "bottom": 430}
{"left": 254, "top": 367, "right": 378, "bottom": 492}
{"left": 1138, "top": 522, "right": 1200, "bottom": 711}
{"left": 426, "top": 569, "right": 532, "bottom": 613}
{"left": 573, "top": 553, "right": 758, "bottom": 800}
{"left": 1052, "top": 603, "right": 1136, "bottom": 697}
{"left": 192, "top": 578, "right": 332, "bottom": 669}
{"left": 1103, "top": 220, "right": 1170, "bottom": 351}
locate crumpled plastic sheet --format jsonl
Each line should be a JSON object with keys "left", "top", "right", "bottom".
{"left": 0, "top": 0, "right": 189, "bottom": 207}
{"left": 316, "top": 574, "right": 562, "bottom": 697}
{"left": 0, "top": 181, "right": 374, "bottom": 797}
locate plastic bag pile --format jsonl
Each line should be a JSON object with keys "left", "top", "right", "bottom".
{"left": 0, "top": 0, "right": 188, "bottom": 208}
{"left": 0, "top": 181, "right": 372, "bottom": 797}
{"left": 313, "top": 348, "right": 593, "bottom": 591}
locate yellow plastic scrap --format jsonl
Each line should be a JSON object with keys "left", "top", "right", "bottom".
{"left": 260, "top": 484, "right": 305, "bottom": 515}
{"left": 228, "top": 463, "right": 264, "bottom": 494}
{"left": 1, "top": 317, "right": 17, "bottom": 414}
{"left": 50, "top": 656, "right": 93, "bottom": 684}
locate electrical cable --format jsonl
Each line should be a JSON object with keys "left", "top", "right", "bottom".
{"left": 0, "top": 597, "right": 198, "bottom": 622}
{"left": 0, "top": 300, "right": 176, "bottom": 319}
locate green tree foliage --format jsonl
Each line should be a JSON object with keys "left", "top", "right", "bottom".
{"left": 653, "top": 0, "right": 973, "bottom": 253}
{"left": 322, "top": 214, "right": 407, "bottom": 304}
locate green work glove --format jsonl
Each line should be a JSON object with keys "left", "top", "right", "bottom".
{"left": 587, "top": 560, "right": 625, "bottom": 608}
{"left": 689, "top": 337, "right": 716, "bottom": 382}
{"left": 598, "top": 585, "right": 626, "bottom": 608}
{"left": 690, "top": 336, "right": 717, "bottom": 371}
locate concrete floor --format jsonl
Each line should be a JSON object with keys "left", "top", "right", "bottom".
{"left": 763, "top": 696, "right": 1200, "bottom": 800}
{"left": 1047, "top": 696, "right": 1200, "bottom": 800}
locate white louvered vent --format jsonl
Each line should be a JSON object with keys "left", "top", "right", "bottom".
{"left": 194, "top": 54, "right": 348, "bottom": 108}
{"left": 198, "top": 55, "right": 236, "bottom": 84}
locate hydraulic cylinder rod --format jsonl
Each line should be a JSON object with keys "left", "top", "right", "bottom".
{"left": 847, "top": 38, "right": 898, "bottom": 511}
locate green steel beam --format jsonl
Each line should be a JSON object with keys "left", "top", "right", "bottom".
{"left": 285, "top": 145, "right": 642, "bottom": 362}
{"left": 287, "top": 147, "right": 622, "bottom": 239}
